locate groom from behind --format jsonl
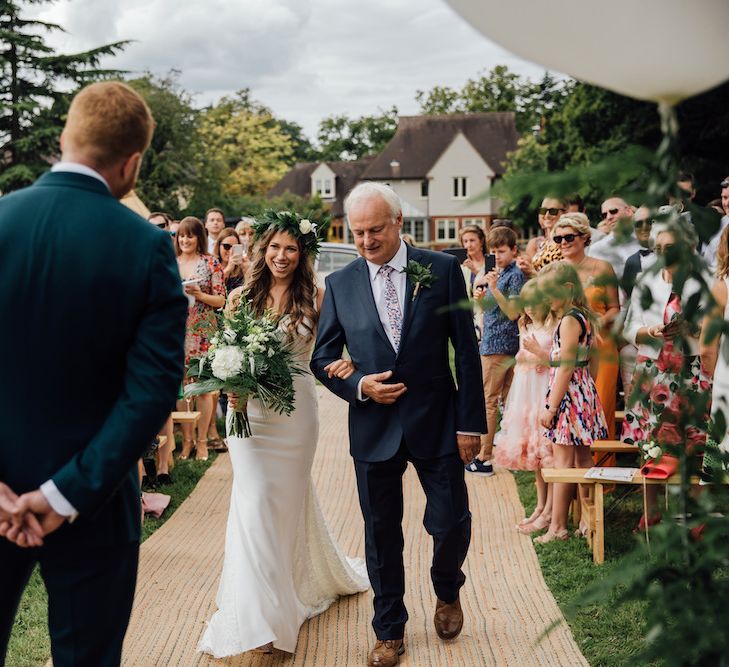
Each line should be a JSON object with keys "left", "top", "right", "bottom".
{"left": 311, "top": 183, "right": 486, "bottom": 667}
{"left": 0, "top": 82, "right": 187, "bottom": 666}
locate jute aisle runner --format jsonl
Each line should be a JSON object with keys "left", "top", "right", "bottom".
{"left": 114, "top": 389, "right": 588, "bottom": 666}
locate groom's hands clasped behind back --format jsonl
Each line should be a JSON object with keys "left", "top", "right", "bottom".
{"left": 0, "top": 482, "right": 55, "bottom": 548}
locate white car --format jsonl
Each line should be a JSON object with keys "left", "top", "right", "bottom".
{"left": 315, "top": 242, "right": 359, "bottom": 277}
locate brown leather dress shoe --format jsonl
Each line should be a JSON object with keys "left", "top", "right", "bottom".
{"left": 367, "top": 639, "right": 404, "bottom": 667}
{"left": 434, "top": 597, "right": 463, "bottom": 640}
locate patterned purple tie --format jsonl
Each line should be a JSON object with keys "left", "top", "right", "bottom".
{"left": 378, "top": 264, "right": 402, "bottom": 351}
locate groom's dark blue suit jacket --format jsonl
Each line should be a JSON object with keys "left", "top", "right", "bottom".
{"left": 311, "top": 245, "right": 486, "bottom": 462}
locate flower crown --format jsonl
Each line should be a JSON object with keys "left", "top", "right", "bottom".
{"left": 252, "top": 209, "right": 329, "bottom": 257}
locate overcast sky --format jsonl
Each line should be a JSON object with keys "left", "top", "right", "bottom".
{"left": 28, "top": 0, "right": 552, "bottom": 140}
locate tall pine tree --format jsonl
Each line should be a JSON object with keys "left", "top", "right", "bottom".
{"left": 0, "top": 0, "right": 128, "bottom": 192}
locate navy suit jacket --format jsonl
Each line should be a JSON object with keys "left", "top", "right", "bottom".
{"left": 0, "top": 171, "right": 187, "bottom": 546}
{"left": 311, "top": 245, "right": 486, "bottom": 463}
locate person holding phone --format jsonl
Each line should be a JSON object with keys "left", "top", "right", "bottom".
{"left": 467, "top": 226, "right": 525, "bottom": 477}
{"left": 215, "top": 227, "right": 247, "bottom": 293}
{"left": 622, "top": 223, "right": 711, "bottom": 531}
{"left": 176, "top": 216, "right": 226, "bottom": 460}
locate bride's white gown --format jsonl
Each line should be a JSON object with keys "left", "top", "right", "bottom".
{"left": 198, "top": 318, "right": 369, "bottom": 657}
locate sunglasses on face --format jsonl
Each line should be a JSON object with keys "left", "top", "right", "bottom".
{"left": 221, "top": 242, "right": 236, "bottom": 251}
{"left": 539, "top": 207, "right": 565, "bottom": 216}
{"left": 655, "top": 243, "right": 675, "bottom": 255}
{"left": 154, "top": 221, "right": 169, "bottom": 229}
{"left": 634, "top": 219, "right": 653, "bottom": 229}
{"left": 553, "top": 233, "right": 583, "bottom": 244}
{"left": 168, "top": 230, "right": 176, "bottom": 237}
{"left": 600, "top": 208, "right": 621, "bottom": 219}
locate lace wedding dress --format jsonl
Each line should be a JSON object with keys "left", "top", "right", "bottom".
{"left": 198, "top": 317, "right": 369, "bottom": 657}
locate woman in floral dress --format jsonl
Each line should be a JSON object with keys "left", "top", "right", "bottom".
{"left": 622, "top": 225, "right": 712, "bottom": 530}
{"left": 176, "top": 216, "right": 226, "bottom": 460}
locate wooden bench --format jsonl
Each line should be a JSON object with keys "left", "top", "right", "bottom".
{"left": 590, "top": 440, "right": 639, "bottom": 466}
{"left": 541, "top": 468, "right": 680, "bottom": 565}
{"left": 171, "top": 411, "right": 201, "bottom": 426}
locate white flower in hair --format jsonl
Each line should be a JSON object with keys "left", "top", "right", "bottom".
{"left": 299, "top": 219, "right": 313, "bottom": 234}
{"left": 211, "top": 346, "right": 245, "bottom": 381}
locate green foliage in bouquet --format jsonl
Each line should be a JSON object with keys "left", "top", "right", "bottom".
{"left": 185, "top": 300, "right": 304, "bottom": 437}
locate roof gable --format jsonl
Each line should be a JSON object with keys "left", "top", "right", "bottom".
{"left": 361, "top": 113, "right": 519, "bottom": 180}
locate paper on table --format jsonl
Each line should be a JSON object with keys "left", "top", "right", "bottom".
{"left": 584, "top": 467, "right": 639, "bottom": 482}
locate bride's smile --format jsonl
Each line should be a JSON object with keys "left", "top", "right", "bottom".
{"left": 265, "top": 231, "right": 300, "bottom": 280}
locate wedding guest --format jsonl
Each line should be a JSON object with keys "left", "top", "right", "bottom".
{"left": 459, "top": 225, "right": 487, "bottom": 298}
{"left": 492, "top": 278, "right": 555, "bottom": 533}
{"left": 622, "top": 223, "right": 711, "bottom": 531}
{"left": 701, "top": 225, "right": 729, "bottom": 459}
{"left": 520, "top": 197, "right": 566, "bottom": 275}
{"left": 467, "top": 226, "right": 525, "bottom": 477}
{"left": 460, "top": 225, "right": 488, "bottom": 340}
{"left": 588, "top": 197, "right": 640, "bottom": 282}
{"left": 205, "top": 207, "right": 226, "bottom": 254}
{"left": 176, "top": 216, "right": 226, "bottom": 460}
{"left": 235, "top": 216, "right": 256, "bottom": 254}
{"left": 215, "top": 227, "right": 247, "bottom": 293}
{"left": 551, "top": 213, "right": 620, "bottom": 440}
{"left": 701, "top": 178, "right": 729, "bottom": 274}
{"left": 148, "top": 211, "right": 172, "bottom": 230}
{"left": 537, "top": 261, "right": 608, "bottom": 543}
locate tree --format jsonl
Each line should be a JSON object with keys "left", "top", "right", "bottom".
{"left": 127, "top": 72, "right": 204, "bottom": 217}
{"left": 416, "top": 66, "right": 569, "bottom": 134}
{"left": 196, "top": 90, "right": 294, "bottom": 201}
{"left": 316, "top": 106, "right": 398, "bottom": 161}
{"left": 0, "top": 0, "right": 128, "bottom": 192}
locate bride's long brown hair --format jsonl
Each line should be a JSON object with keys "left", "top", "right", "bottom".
{"left": 243, "top": 227, "right": 318, "bottom": 341}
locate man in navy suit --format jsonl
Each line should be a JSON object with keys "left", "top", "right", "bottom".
{"left": 311, "top": 183, "right": 486, "bottom": 667}
{"left": 0, "top": 82, "right": 187, "bottom": 666}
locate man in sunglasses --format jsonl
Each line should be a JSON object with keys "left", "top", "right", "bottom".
{"left": 148, "top": 211, "right": 171, "bottom": 230}
{"left": 587, "top": 197, "right": 640, "bottom": 282}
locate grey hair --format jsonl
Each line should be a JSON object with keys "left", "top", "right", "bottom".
{"left": 344, "top": 182, "right": 402, "bottom": 221}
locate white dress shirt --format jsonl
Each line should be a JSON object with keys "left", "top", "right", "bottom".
{"left": 51, "top": 161, "right": 110, "bottom": 191}
{"left": 587, "top": 232, "right": 641, "bottom": 281}
{"left": 366, "top": 240, "right": 408, "bottom": 350}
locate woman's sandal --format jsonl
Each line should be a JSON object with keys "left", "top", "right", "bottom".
{"left": 516, "top": 515, "right": 551, "bottom": 534}
{"left": 534, "top": 529, "right": 570, "bottom": 544}
{"left": 518, "top": 507, "right": 544, "bottom": 527}
{"left": 195, "top": 438, "right": 209, "bottom": 462}
{"left": 179, "top": 438, "right": 194, "bottom": 460}
{"left": 574, "top": 521, "right": 590, "bottom": 538}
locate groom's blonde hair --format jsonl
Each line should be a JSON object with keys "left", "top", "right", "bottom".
{"left": 344, "top": 182, "right": 402, "bottom": 222}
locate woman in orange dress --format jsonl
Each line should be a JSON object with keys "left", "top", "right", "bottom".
{"left": 549, "top": 213, "right": 620, "bottom": 442}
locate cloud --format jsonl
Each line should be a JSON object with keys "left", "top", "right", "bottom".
{"left": 26, "top": 0, "right": 552, "bottom": 138}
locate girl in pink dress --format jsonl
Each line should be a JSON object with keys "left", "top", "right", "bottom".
{"left": 493, "top": 280, "right": 556, "bottom": 533}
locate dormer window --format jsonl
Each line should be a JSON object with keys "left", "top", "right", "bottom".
{"left": 315, "top": 178, "right": 334, "bottom": 198}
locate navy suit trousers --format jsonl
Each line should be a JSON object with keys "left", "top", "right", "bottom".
{"left": 354, "top": 442, "right": 471, "bottom": 640}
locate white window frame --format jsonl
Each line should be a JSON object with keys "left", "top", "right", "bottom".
{"left": 462, "top": 218, "right": 485, "bottom": 228}
{"left": 315, "top": 177, "right": 334, "bottom": 199}
{"left": 436, "top": 219, "right": 458, "bottom": 242}
{"left": 402, "top": 218, "right": 426, "bottom": 243}
{"left": 452, "top": 176, "right": 468, "bottom": 200}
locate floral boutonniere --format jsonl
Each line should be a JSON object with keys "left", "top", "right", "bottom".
{"left": 401, "top": 260, "right": 438, "bottom": 301}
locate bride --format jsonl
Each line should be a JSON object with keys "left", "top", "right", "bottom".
{"left": 198, "top": 212, "right": 369, "bottom": 658}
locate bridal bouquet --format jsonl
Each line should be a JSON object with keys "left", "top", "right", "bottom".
{"left": 184, "top": 301, "right": 303, "bottom": 438}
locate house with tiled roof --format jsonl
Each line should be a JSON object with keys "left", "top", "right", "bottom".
{"left": 268, "top": 113, "right": 518, "bottom": 246}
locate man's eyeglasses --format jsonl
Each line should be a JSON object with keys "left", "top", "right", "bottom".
{"left": 168, "top": 230, "right": 176, "bottom": 237}
{"left": 600, "top": 208, "right": 621, "bottom": 219}
{"left": 538, "top": 207, "right": 565, "bottom": 216}
{"left": 634, "top": 218, "right": 653, "bottom": 229}
{"left": 221, "top": 242, "right": 236, "bottom": 251}
{"left": 553, "top": 233, "right": 583, "bottom": 244}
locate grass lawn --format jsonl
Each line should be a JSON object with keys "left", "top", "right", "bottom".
{"left": 6, "top": 446, "right": 217, "bottom": 667}
{"left": 512, "top": 470, "right": 654, "bottom": 667}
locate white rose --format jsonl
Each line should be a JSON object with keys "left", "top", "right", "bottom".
{"left": 210, "top": 345, "right": 245, "bottom": 381}
{"left": 222, "top": 329, "right": 236, "bottom": 344}
{"left": 648, "top": 445, "right": 663, "bottom": 459}
{"left": 299, "top": 219, "right": 313, "bottom": 234}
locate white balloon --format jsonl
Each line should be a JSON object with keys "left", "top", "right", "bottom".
{"left": 446, "top": 0, "right": 729, "bottom": 104}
